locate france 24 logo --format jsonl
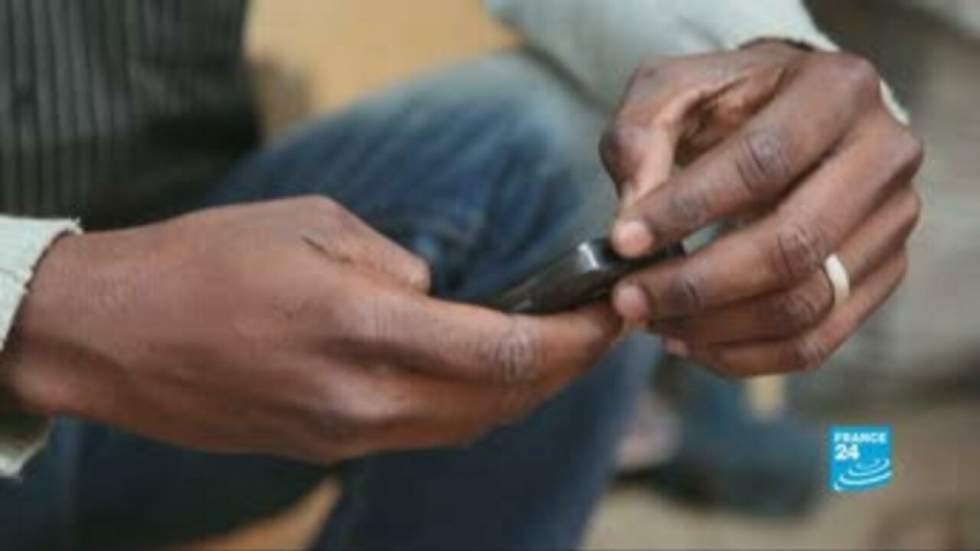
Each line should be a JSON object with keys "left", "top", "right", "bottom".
{"left": 829, "top": 425, "right": 893, "bottom": 493}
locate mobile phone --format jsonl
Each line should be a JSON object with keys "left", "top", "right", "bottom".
{"left": 483, "top": 237, "right": 685, "bottom": 314}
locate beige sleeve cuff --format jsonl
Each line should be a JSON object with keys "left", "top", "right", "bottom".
{"left": 0, "top": 412, "right": 53, "bottom": 478}
{"left": 0, "top": 216, "right": 81, "bottom": 477}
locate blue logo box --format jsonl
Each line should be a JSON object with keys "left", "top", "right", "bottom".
{"left": 828, "top": 425, "right": 893, "bottom": 493}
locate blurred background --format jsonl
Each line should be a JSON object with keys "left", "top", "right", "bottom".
{"left": 192, "top": 1, "right": 978, "bottom": 548}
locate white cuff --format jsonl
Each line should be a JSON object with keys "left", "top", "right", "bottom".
{"left": 0, "top": 216, "right": 81, "bottom": 477}
{"left": 0, "top": 412, "right": 52, "bottom": 477}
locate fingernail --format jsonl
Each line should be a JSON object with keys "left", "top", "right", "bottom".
{"left": 663, "top": 338, "right": 689, "bottom": 358}
{"left": 613, "top": 283, "right": 649, "bottom": 321}
{"left": 612, "top": 219, "right": 654, "bottom": 257}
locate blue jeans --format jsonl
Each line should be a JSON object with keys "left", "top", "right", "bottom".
{"left": 0, "top": 52, "right": 662, "bottom": 549}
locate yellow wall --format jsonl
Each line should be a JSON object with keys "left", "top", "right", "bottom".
{"left": 247, "top": 0, "right": 517, "bottom": 117}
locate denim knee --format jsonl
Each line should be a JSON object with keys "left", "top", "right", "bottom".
{"left": 211, "top": 51, "right": 616, "bottom": 299}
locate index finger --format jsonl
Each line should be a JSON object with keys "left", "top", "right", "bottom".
{"left": 612, "top": 54, "right": 881, "bottom": 257}
{"left": 348, "top": 279, "right": 621, "bottom": 387}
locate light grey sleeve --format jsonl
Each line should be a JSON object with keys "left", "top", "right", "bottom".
{"left": 484, "top": 0, "right": 908, "bottom": 122}
{"left": 0, "top": 216, "right": 80, "bottom": 477}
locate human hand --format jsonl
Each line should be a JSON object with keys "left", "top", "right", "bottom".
{"left": 0, "top": 197, "right": 619, "bottom": 462}
{"left": 599, "top": 42, "right": 923, "bottom": 376}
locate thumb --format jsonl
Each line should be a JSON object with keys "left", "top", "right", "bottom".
{"left": 602, "top": 74, "right": 745, "bottom": 209}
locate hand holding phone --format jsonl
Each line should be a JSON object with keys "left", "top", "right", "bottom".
{"left": 484, "top": 237, "right": 684, "bottom": 314}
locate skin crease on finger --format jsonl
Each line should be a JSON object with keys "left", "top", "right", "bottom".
{"left": 601, "top": 43, "right": 923, "bottom": 376}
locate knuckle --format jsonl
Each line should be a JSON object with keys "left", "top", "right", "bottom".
{"left": 875, "top": 123, "right": 925, "bottom": 188}
{"left": 896, "top": 127, "right": 926, "bottom": 174}
{"left": 666, "top": 270, "right": 706, "bottom": 313}
{"left": 734, "top": 127, "right": 794, "bottom": 195}
{"left": 329, "top": 392, "right": 395, "bottom": 430}
{"left": 405, "top": 254, "right": 432, "bottom": 292}
{"left": 305, "top": 373, "right": 401, "bottom": 454}
{"left": 772, "top": 287, "right": 827, "bottom": 334}
{"left": 344, "top": 394, "right": 415, "bottom": 439}
{"left": 299, "top": 196, "right": 356, "bottom": 233}
{"left": 826, "top": 53, "right": 881, "bottom": 99}
{"left": 315, "top": 367, "right": 404, "bottom": 423}
{"left": 844, "top": 54, "right": 881, "bottom": 92}
{"left": 902, "top": 190, "right": 924, "bottom": 234}
{"left": 306, "top": 195, "right": 342, "bottom": 214}
{"left": 773, "top": 221, "right": 830, "bottom": 285}
{"left": 488, "top": 318, "right": 540, "bottom": 387}
{"left": 786, "top": 336, "right": 829, "bottom": 371}
{"left": 311, "top": 400, "right": 362, "bottom": 444}
{"left": 601, "top": 120, "right": 646, "bottom": 173}
{"left": 316, "top": 196, "right": 360, "bottom": 229}
{"left": 667, "top": 186, "right": 710, "bottom": 230}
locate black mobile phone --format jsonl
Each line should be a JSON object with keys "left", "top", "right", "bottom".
{"left": 483, "top": 237, "right": 685, "bottom": 314}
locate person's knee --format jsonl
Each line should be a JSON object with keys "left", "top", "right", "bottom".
{"left": 359, "top": 49, "right": 605, "bottom": 177}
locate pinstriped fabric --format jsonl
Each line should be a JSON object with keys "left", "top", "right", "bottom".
{"left": 0, "top": 0, "right": 256, "bottom": 223}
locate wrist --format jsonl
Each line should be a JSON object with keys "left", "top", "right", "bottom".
{"left": 0, "top": 230, "right": 138, "bottom": 418}
{"left": 0, "top": 233, "right": 84, "bottom": 416}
